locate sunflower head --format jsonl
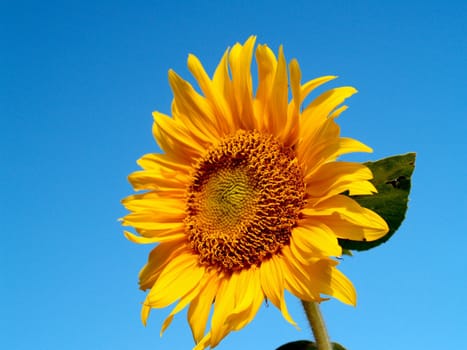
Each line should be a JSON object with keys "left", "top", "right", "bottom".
{"left": 122, "top": 36, "right": 388, "bottom": 349}
{"left": 185, "top": 129, "right": 306, "bottom": 272}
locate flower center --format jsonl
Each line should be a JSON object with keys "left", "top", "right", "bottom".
{"left": 185, "top": 130, "right": 305, "bottom": 272}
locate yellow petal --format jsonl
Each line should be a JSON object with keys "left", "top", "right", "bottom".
{"left": 228, "top": 36, "right": 257, "bottom": 130}
{"left": 279, "top": 59, "right": 301, "bottom": 147}
{"left": 128, "top": 168, "right": 189, "bottom": 191}
{"left": 254, "top": 43, "right": 277, "bottom": 131}
{"left": 281, "top": 59, "right": 301, "bottom": 146}
{"left": 124, "top": 230, "right": 185, "bottom": 244}
{"left": 309, "top": 260, "right": 356, "bottom": 306}
{"left": 266, "top": 45, "right": 288, "bottom": 137}
{"left": 345, "top": 180, "right": 377, "bottom": 196}
{"left": 305, "top": 162, "right": 373, "bottom": 199}
{"left": 334, "top": 137, "right": 373, "bottom": 156}
{"left": 137, "top": 153, "right": 190, "bottom": 172}
{"left": 292, "top": 224, "right": 341, "bottom": 257}
{"left": 187, "top": 54, "right": 232, "bottom": 135}
{"left": 145, "top": 252, "right": 204, "bottom": 309}
{"left": 225, "top": 267, "right": 264, "bottom": 332}
{"left": 188, "top": 272, "right": 219, "bottom": 343}
{"left": 212, "top": 49, "right": 237, "bottom": 130}
{"left": 260, "top": 255, "right": 297, "bottom": 327}
{"left": 305, "top": 195, "right": 389, "bottom": 241}
{"left": 304, "top": 86, "right": 357, "bottom": 122}
{"left": 312, "top": 136, "right": 373, "bottom": 165}
{"left": 298, "top": 118, "right": 341, "bottom": 173}
{"left": 161, "top": 270, "right": 211, "bottom": 336}
{"left": 139, "top": 240, "right": 187, "bottom": 291}
{"left": 289, "top": 59, "right": 301, "bottom": 109}
{"left": 121, "top": 212, "right": 184, "bottom": 231}
{"left": 300, "top": 75, "right": 337, "bottom": 104}
{"left": 141, "top": 303, "right": 151, "bottom": 326}
{"left": 121, "top": 194, "right": 184, "bottom": 213}
{"left": 282, "top": 246, "right": 323, "bottom": 302}
{"left": 298, "top": 87, "right": 356, "bottom": 158}
{"left": 329, "top": 105, "right": 348, "bottom": 119}
{"left": 152, "top": 111, "right": 204, "bottom": 163}
{"left": 168, "top": 69, "right": 220, "bottom": 141}
{"left": 193, "top": 333, "right": 212, "bottom": 350}
{"left": 207, "top": 268, "right": 263, "bottom": 347}
{"left": 209, "top": 276, "right": 238, "bottom": 347}
{"left": 289, "top": 232, "right": 314, "bottom": 266}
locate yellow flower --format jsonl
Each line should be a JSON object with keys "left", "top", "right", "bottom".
{"left": 121, "top": 36, "right": 388, "bottom": 349}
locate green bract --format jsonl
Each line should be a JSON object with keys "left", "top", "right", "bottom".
{"left": 276, "top": 340, "right": 347, "bottom": 350}
{"left": 339, "top": 153, "right": 416, "bottom": 251}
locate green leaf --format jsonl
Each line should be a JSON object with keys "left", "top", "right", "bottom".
{"left": 338, "top": 153, "right": 416, "bottom": 251}
{"left": 275, "top": 341, "right": 346, "bottom": 350}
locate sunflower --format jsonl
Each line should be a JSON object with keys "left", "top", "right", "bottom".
{"left": 121, "top": 36, "right": 388, "bottom": 349}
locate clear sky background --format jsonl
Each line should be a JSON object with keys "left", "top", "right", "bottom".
{"left": 1, "top": 0, "right": 466, "bottom": 349}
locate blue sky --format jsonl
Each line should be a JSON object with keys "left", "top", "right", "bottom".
{"left": 1, "top": 0, "right": 466, "bottom": 349}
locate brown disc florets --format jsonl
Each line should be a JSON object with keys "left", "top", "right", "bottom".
{"left": 185, "top": 130, "right": 305, "bottom": 272}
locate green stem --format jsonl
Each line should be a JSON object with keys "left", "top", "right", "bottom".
{"left": 301, "top": 300, "right": 332, "bottom": 350}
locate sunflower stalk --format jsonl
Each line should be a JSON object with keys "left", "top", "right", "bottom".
{"left": 301, "top": 300, "right": 332, "bottom": 350}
